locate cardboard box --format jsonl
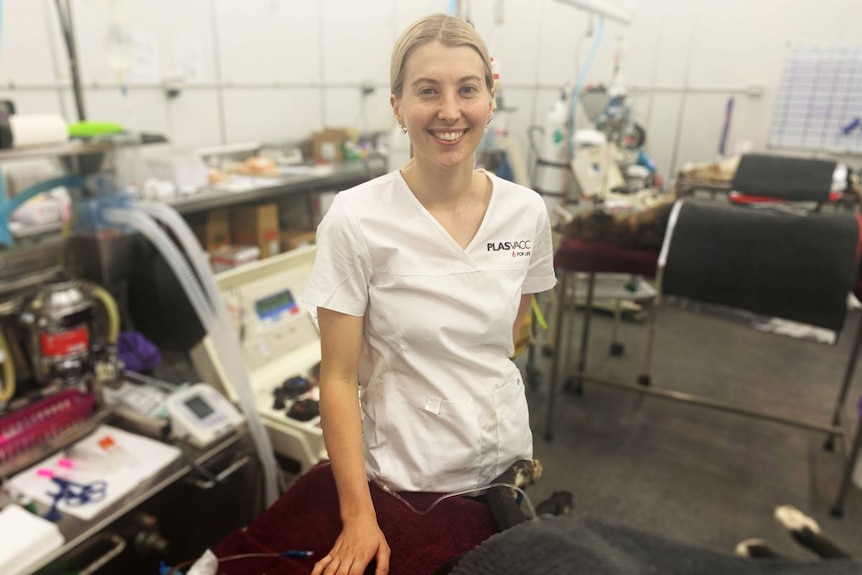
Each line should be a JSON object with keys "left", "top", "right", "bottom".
{"left": 312, "top": 128, "right": 357, "bottom": 164}
{"left": 281, "top": 228, "right": 317, "bottom": 251}
{"left": 196, "top": 209, "right": 231, "bottom": 252}
{"left": 211, "top": 245, "right": 260, "bottom": 273}
{"left": 231, "top": 203, "right": 281, "bottom": 258}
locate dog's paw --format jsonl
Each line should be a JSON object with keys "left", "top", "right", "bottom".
{"left": 734, "top": 538, "right": 784, "bottom": 559}
{"left": 775, "top": 505, "right": 819, "bottom": 533}
{"left": 535, "top": 491, "right": 574, "bottom": 517}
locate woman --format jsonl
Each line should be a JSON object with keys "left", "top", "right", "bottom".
{"left": 304, "top": 13, "right": 556, "bottom": 575}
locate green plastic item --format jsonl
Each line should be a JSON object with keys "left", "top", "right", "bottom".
{"left": 68, "top": 121, "right": 125, "bottom": 138}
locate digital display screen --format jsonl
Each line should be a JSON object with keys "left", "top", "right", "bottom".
{"left": 255, "top": 288, "right": 299, "bottom": 322}
{"left": 185, "top": 395, "right": 215, "bottom": 419}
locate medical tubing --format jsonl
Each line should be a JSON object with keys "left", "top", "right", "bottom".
{"left": 566, "top": 16, "right": 605, "bottom": 161}
{"left": 373, "top": 480, "right": 538, "bottom": 520}
{"left": 138, "top": 201, "right": 288, "bottom": 500}
{"left": 0, "top": 329, "right": 15, "bottom": 403}
{"left": 132, "top": 201, "right": 221, "bottom": 313}
{"left": 0, "top": 174, "right": 85, "bottom": 245}
{"left": 87, "top": 283, "right": 120, "bottom": 344}
{"left": 129, "top": 202, "right": 284, "bottom": 501}
{"left": 166, "top": 551, "right": 314, "bottom": 575}
{"left": 101, "top": 207, "right": 281, "bottom": 506}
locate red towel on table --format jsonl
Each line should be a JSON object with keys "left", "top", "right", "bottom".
{"left": 213, "top": 462, "right": 498, "bottom": 575}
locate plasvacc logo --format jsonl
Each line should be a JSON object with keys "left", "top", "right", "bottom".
{"left": 487, "top": 239, "right": 531, "bottom": 258}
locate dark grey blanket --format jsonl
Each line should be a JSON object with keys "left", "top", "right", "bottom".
{"left": 450, "top": 515, "right": 862, "bottom": 575}
{"left": 731, "top": 154, "right": 837, "bottom": 202}
{"left": 660, "top": 201, "right": 858, "bottom": 333}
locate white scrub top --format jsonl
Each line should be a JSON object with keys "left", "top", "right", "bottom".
{"left": 303, "top": 170, "right": 556, "bottom": 493}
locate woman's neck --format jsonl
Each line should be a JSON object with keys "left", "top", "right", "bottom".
{"left": 402, "top": 160, "right": 481, "bottom": 211}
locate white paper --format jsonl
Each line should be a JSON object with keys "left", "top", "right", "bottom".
{"left": 9, "top": 425, "right": 181, "bottom": 521}
{"left": 0, "top": 504, "right": 64, "bottom": 575}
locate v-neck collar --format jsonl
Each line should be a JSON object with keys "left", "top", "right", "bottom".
{"left": 396, "top": 169, "right": 495, "bottom": 255}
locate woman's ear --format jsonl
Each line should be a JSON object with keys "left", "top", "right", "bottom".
{"left": 391, "top": 94, "right": 402, "bottom": 126}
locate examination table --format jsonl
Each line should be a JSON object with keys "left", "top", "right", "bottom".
{"left": 208, "top": 462, "right": 862, "bottom": 575}
{"left": 211, "top": 462, "right": 498, "bottom": 575}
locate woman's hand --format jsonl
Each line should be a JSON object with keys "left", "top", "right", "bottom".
{"left": 312, "top": 515, "right": 390, "bottom": 575}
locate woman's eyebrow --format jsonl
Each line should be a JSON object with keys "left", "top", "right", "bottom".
{"left": 410, "top": 74, "right": 483, "bottom": 88}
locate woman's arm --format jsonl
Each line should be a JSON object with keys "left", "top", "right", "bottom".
{"left": 512, "top": 293, "right": 533, "bottom": 346}
{"left": 313, "top": 307, "right": 390, "bottom": 575}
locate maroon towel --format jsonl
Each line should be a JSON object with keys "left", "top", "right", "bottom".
{"left": 213, "top": 463, "right": 498, "bottom": 575}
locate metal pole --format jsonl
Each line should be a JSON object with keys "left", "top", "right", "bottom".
{"left": 831, "top": 412, "right": 862, "bottom": 518}
{"left": 53, "top": 0, "right": 86, "bottom": 122}
{"left": 574, "top": 273, "right": 596, "bottom": 389}
{"left": 577, "top": 373, "right": 844, "bottom": 435}
{"left": 544, "top": 272, "right": 570, "bottom": 441}
{"left": 827, "top": 314, "right": 862, "bottom": 441}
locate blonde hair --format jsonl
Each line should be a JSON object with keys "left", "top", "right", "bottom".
{"left": 390, "top": 13, "right": 494, "bottom": 98}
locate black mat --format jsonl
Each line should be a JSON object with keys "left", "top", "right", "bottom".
{"left": 731, "top": 154, "right": 837, "bottom": 202}
{"left": 661, "top": 201, "right": 858, "bottom": 333}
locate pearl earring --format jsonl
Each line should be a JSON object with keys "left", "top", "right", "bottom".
{"left": 401, "top": 125, "right": 407, "bottom": 134}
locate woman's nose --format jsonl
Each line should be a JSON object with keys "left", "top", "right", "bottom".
{"left": 437, "top": 92, "right": 461, "bottom": 121}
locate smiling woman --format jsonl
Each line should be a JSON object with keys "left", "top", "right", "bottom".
{"left": 302, "top": 13, "right": 557, "bottom": 575}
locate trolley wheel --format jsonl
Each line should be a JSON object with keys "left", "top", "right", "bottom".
{"left": 526, "top": 365, "right": 542, "bottom": 389}
{"left": 823, "top": 435, "right": 836, "bottom": 452}
{"left": 637, "top": 374, "right": 651, "bottom": 387}
{"left": 610, "top": 342, "right": 625, "bottom": 357}
{"left": 830, "top": 506, "right": 844, "bottom": 519}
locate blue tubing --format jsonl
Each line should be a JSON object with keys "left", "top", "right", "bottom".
{"left": 0, "top": 174, "right": 86, "bottom": 245}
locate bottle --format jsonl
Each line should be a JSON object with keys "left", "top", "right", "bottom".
{"left": 535, "top": 92, "right": 569, "bottom": 195}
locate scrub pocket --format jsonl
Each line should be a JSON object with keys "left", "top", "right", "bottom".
{"left": 385, "top": 385, "right": 481, "bottom": 490}
{"left": 493, "top": 371, "right": 533, "bottom": 465}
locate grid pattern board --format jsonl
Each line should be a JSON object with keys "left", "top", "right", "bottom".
{"left": 769, "top": 44, "right": 862, "bottom": 154}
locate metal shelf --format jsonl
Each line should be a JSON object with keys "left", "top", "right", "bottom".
{"left": 168, "top": 156, "right": 387, "bottom": 215}
{"left": 0, "top": 134, "right": 167, "bottom": 163}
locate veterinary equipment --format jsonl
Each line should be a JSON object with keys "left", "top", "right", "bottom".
{"left": 190, "top": 246, "right": 326, "bottom": 472}
{"left": 165, "top": 383, "right": 244, "bottom": 449}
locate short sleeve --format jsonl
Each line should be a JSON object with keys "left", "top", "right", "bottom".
{"left": 521, "top": 200, "right": 557, "bottom": 294}
{"left": 302, "top": 194, "right": 371, "bottom": 316}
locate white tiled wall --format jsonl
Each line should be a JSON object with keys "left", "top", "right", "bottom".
{"left": 0, "top": 0, "right": 857, "bottom": 175}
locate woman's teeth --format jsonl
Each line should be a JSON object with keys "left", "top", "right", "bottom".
{"left": 435, "top": 131, "right": 465, "bottom": 141}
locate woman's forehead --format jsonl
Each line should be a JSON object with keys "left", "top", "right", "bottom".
{"left": 403, "top": 41, "right": 485, "bottom": 81}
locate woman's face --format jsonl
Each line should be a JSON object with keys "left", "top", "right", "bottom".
{"left": 391, "top": 41, "right": 493, "bottom": 171}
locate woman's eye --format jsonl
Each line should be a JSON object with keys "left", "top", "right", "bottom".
{"left": 460, "top": 85, "right": 478, "bottom": 95}
{"left": 419, "top": 87, "right": 436, "bottom": 96}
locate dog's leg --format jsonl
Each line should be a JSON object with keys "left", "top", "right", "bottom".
{"left": 734, "top": 538, "right": 787, "bottom": 559}
{"left": 775, "top": 505, "right": 851, "bottom": 559}
{"left": 485, "top": 459, "right": 544, "bottom": 530}
{"left": 432, "top": 460, "right": 545, "bottom": 575}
